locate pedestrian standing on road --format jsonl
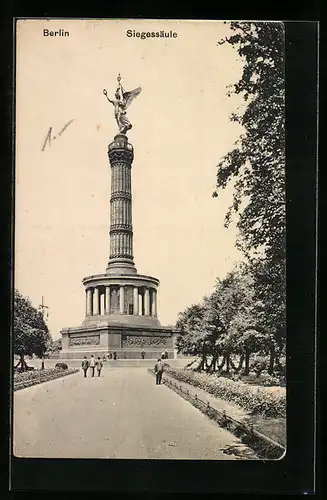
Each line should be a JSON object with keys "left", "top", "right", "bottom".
{"left": 89, "top": 355, "right": 96, "bottom": 377}
{"left": 82, "top": 356, "right": 89, "bottom": 378}
{"left": 113, "top": 351, "right": 117, "bottom": 360}
{"left": 96, "top": 357, "right": 103, "bottom": 377}
{"left": 141, "top": 350, "right": 146, "bottom": 359}
{"left": 154, "top": 358, "right": 164, "bottom": 385}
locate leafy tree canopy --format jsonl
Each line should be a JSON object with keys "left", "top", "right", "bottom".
{"left": 214, "top": 22, "right": 286, "bottom": 345}
{"left": 214, "top": 22, "right": 285, "bottom": 262}
{"left": 14, "top": 289, "right": 51, "bottom": 359}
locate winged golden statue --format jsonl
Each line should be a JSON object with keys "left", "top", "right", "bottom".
{"left": 103, "top": 74, "right": 142, "bottom": 134}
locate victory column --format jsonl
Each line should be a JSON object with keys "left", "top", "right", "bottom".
{"left": 60, "top": 75, "right": 174, "bottom": 359}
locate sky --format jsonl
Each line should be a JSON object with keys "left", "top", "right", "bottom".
{"left": 15, "top": 19, "right": 245, "bottom": 339}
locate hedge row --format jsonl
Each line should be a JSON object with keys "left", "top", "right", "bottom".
{"left": 14, "top": 367, "right": 79, "bottom": 391}
{"left": 165, "top": 367, "right": 286, "bottom": 418}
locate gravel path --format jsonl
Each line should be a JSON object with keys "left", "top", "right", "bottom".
{"left": 14, "top": 367, "right": 254, "bottom": 459}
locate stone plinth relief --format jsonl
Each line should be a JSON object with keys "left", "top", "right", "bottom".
{"left": 70, "top": 336, "right": 100, "bottom": 346}
{"left": 123, "top": 335, "right": 168, "bottom": 348}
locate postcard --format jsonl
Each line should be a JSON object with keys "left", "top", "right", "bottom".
{"left": 14, "top": 19, "right": 286, "bottom": 462}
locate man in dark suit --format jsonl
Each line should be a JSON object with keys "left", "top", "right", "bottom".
{"left": 81, "top": 356, "right": 89, "bottom": 378}
{"left": 154, "top": 359, "right": 164, "bottom": 385}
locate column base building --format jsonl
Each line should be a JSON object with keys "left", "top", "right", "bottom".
{"left": 60, "top": 134, "right": 174, "bottom": 359}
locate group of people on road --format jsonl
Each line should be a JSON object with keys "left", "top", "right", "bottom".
{"left": 81, "top": 351, "right": 169, "bottom": 384}
{"left": 107, "top": 352, "right": 117, "bottom": 360}
{"left": 81, "top": 355, "right": 103, "bottom": 378}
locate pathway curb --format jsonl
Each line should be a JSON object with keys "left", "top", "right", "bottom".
{"left": 148, "top": 369, "right": 285, "bottom": 460}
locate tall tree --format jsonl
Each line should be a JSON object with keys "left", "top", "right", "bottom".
{"left": 214, "top": 22, "right": 285, "bottom": 259}
{"left": 176, "top": 302, "right": 224, "bottom": 370}
{"left": 175, "top": 304, "right": 205, "bottom": 358}
{"left": 47, "top": 337, "right": 62, "bottom": 355}
{"left": 214, "top": 22, "right": 286, "bottom": 372}
{"left": 211, "top": 264, "right": 262, "bottom": 373}
{"left": 14, "top": 289, "right": 51, "bottom": 370}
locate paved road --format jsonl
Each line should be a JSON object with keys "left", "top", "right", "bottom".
{"left": 14, "top": 368, "right": 254, "bottom": 459}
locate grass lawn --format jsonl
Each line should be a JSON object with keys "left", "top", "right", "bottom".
{"left": 243, "top": 415, "right": 286, "bottom": 446}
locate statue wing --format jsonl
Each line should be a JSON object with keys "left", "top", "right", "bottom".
{"left": 123, "top": 87, "right": 142, "bottom": 109}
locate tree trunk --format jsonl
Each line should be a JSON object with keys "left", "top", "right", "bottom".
{"left": 199, "top": 354, "right": 206, "bottom": 371}
{"left": 276, "top": 355, "right": 285, "bottom": 378}
{"left": 225, "top": 354, "right": 230, "bottom": 374}
{"left": 211, "top": 357, "right": 217, "bottom": 372}
{"left": 268, "top": 346, "right": 275, "bottom": 375}
{"left": 218, "top": 356, "right": 226, "bottom": 370}
{"left": 228, "top": 356, "right": 236, "bottom": 372}
{"left": 244, "top": 350, "right": 251, "bottom": 376}
{"left": 236, "top": 354, "right": 245, "bottom": 374}
{"left": 19, "top": 354, "right": 28, "bottom": 372}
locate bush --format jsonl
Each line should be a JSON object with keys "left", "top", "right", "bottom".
{"left": 165, "top": 367, "right": 286, "bottom": 418}
{"left": 15, "top": 365, "right": 35, "bottom": 373}
{"left": 55, "top": 362, "right": 68, "bottom": 370}
{"left": 259, "top": 373, "right": 280, "bottom": 386}
{"left": 250, "top": 355, "right": 268, "bottom": 377}
{"left": 14, "top": 367, "right": 78, "bottom": 390}
{"left": 274, "top": 356, "right": 286, "bottom": 377}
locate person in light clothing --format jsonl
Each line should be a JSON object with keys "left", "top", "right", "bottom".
{"left": 89, "top": 355, "right": 96, "bottom": 377}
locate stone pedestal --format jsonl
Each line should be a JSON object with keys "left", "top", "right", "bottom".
{"left": 60, "top": 324, "right": 174, "bottom": 360}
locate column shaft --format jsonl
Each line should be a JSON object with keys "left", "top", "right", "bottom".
{"left": 90, "top": 289, "right": 94, "bottom": 316}
{"left": 105, "top": 286, "right": 111, "bottom": 315}
{"left": 144, "top": 288, "right": 150, "bottom": 315}
{"left": 139, "top": 292, "right": 144, "bottom": 316}
{"left": 94, "top": 287, "right": 100, "bottom": 315}
{"left": 86, "top": 289, "right": 93, "bottom": 316}
{"left": 133, "top": 287, "right": 139, "bottom": 315}
{"left": 119, "top": 286, "right": 125, "bottom": 314}
{"left": 107, "top": 135, "right": 135, "bottom": 272}
{"left": 151, "top": 289, "right": 157, "bottom": 316}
